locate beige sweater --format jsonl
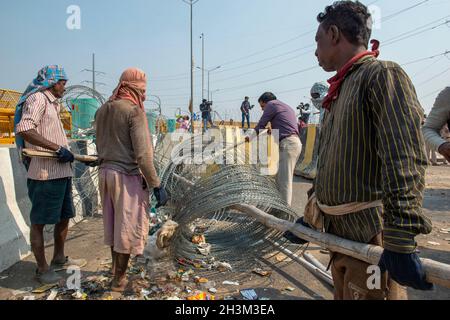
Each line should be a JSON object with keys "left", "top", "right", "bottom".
{"left": 422, "top": 87, "right": 450, "bottom": 151}
{"left": 95, "top": 99, "right": 161, "bottom": 188}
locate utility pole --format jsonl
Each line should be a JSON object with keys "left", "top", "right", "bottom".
{"left": 92, "top": 53, "right": 95, "bottom": 92}
{"left": 200, "top": 33, "right": 205, "bottom": 101}
{"left": 81, "top": 53, "right": 106, "bottom": 94}
{"left": 182, "top": 0, "right": 199, "bottom": 133}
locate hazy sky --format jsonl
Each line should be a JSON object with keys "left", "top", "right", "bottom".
{"left": 1, "top": 0, "right": 450, "bottom": 120}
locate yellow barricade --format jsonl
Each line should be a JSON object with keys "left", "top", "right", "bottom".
{"left": 295, "top": 124, "right": 318, "bottom": 176}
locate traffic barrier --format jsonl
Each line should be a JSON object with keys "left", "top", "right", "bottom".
{"left": 294, "top": 124, "right": 319, "bottom": 179}
{"left": 0, "top": 141, "right": 98, "bottom": 272}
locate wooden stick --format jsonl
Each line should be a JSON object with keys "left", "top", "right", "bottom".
{"left": 22, "top": 148, "right": 98, "bottom": 164}
{"left": 173, "top": 173, "right": 450, "bottom": 288}
{"left": 233, "top": 204, "right": 450, "bottom": 289}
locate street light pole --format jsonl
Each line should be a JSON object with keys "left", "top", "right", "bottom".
{"left": 92, "top": 53, "right": 96, "bottom": 92}
{"left": 200, "top": 33, "right": 205, "bottom": 101}
{"left": 182, "top": 0, "right": 199, "bottom": 132}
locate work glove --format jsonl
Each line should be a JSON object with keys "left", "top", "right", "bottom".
{"left": 283, "top": 216, "right": 311, "bottom": 245}
{"left": 153, "top": 187, "right": 169, "bottom": 209}
{"left": 84, "top": 159, "right": 100, "bottom": 168}
{"left": 378, "top": 249, "right": 434, "bottom": 291}
{"left": 56, "top": 146, "right": 75, "bottom": 163}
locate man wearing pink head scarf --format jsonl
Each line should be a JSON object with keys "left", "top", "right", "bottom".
{"left": 95, "top": 68, "right": 168, "bottom": 292}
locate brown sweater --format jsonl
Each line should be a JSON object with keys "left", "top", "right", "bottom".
{"left": 95, "top": 99, "right": 161, "bottom": 188}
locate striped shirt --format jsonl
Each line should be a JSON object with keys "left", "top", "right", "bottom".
{"left": 315, "top": 56, "right": 432, "bottom": 254}
{"left": 16, "top": 90, "right": 72, "bottom": 181}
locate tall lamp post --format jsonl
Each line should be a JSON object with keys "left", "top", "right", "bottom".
{"left": 182, "top": 0, "right": 200, "bottom": 132}
{"left": 200, "top": 33, "right": 205, "bottom": 101}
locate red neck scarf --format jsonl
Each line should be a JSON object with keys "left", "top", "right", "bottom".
{"left": 322, "top": 40, "right": 380, "bottom": 110}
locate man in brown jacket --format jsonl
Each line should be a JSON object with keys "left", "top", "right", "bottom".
{"left": 95, "top": 68, "right": 168, "bottom": 292}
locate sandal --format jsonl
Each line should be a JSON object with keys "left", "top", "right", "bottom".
{"left": 51, "top": 256, "right": 87, "bottom": 271}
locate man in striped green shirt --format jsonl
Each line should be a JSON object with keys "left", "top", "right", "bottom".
{"left": 300, "top": 1, "right": 433, "bottom": 300}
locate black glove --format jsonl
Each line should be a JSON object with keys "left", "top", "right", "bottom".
{"left": 283, "top": 217, "right": 311, "bottom": 245}
{"left": 56, "top": 146, "right": 74, "bottom": 163}
{"left": 84, "top": 159, "right": 100, "bottom": 168}
{"left": 153, "top": 187, "right": 169, "bottom": 208}
{"left": 378, "top": 249, "right": 434, "bottom": 291}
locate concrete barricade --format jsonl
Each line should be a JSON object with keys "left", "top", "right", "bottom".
{"left": 0, "top": 141, "right": 98, "bottom": 272}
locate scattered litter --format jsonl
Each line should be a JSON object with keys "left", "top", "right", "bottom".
{"left": 141, "top": 289, "right": 151, "bottom": 297}
{"left": 181, "top": 274, "right": 190, "bottom": 282}
{"left": 320, "top": 249, "right": 330, "bottom": 254}
{"left": 184, "top": 286, "right": 193, "bottom": 294}
{"left": 156, "top": 220, "right": 179, "bottom": 249}
{"left": 72, "top": 290, "right": 88, "bottom": 300}
{"left": 192, "top": 234, "right": 206, "bottom": 245}
{"left": 440, "top": 228, "right": 450, "bottom": 234}
{"left": 46, "top": 289, "right": 58, "bottom": 300}
{"left": 284, "top": 287, "right": 296, "bottom": 292}
{"left": 252, "top": 268, "right": 272, "bottom": 277}
{"left": 187, "top": 292, "right": 215, "bottom": 300}
{"left": 166, "top": 296, "right": 181, "bottom": 300}
{"left": 136, "top": 256, "right": 147, "bottom": 264}
{"left": 23, "top": 295, "right": 35, "bottom": 300}
{"left": 222, "top": 281, "right": 240, "bottom": 286}
{"left": 240, "top": 289, "right": 258, "bottom": 300}
{"left": 194, "top": 276, "right": 209, "bottom": 284}
{"left": 200, "top": 281, "right": 216, "bottom": 291}
{"left": 214, "top": 261, "right": 232, "bottom": 272}
{"left": 445, "top": 238, "right": 450, "bottom": 242}
{"left": 140, "top": 270, "right": 146, "bottom": 280}
{"left": 32, "top": 283, "right": 58, "bottom": 294}
{"left": 144, "top": 235, "right": 170, "bottom": 261}
{"left": 197, "top": 243, "right": 211, "bottom": 256}
{"left": 224, "top": 296, "right": 235, "bottom": 300}
{"left": 259, "top": 297, "right": 270, "bottom": 300}
{"left": 0, "top": 275, "right": 8, "bottom": 280}
{"left": 427, "top": 241, "right": 441, "bottom": 246}
{"left": 275, "top": 253, "right": 291, "bottom": 262}
{"left": 208, "top": 288, "right": 217, "bottom": 294}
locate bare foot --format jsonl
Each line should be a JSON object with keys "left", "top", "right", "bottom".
{"left": 111, "top": 278, "right": 129, "bottom": 292}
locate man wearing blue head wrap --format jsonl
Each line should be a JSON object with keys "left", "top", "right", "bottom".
{"left": 15, "top": 66, "right": 86, "bottom": 284}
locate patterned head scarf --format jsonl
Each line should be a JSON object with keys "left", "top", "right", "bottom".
{"left": 14, "top": 65, "right": 68, "bottom": 149}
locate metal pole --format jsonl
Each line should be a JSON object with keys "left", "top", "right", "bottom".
{"left": 92, "top": 53, "right": 95, "bottom": 92}
{"left": 190, "top": 2, "right": 194, "bottom": 132}
{"left": 183, "top": 0, "right": 199, "bottom": 132}
{"left": 201, "top": 33, "right": 205, "bottom": 101}
{"left": 207, "top": 70, "right": 210, "bottom": 101}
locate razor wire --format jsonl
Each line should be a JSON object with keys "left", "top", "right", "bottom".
{"left": 153, "top": 132, "right": 306, "bottom": 280}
